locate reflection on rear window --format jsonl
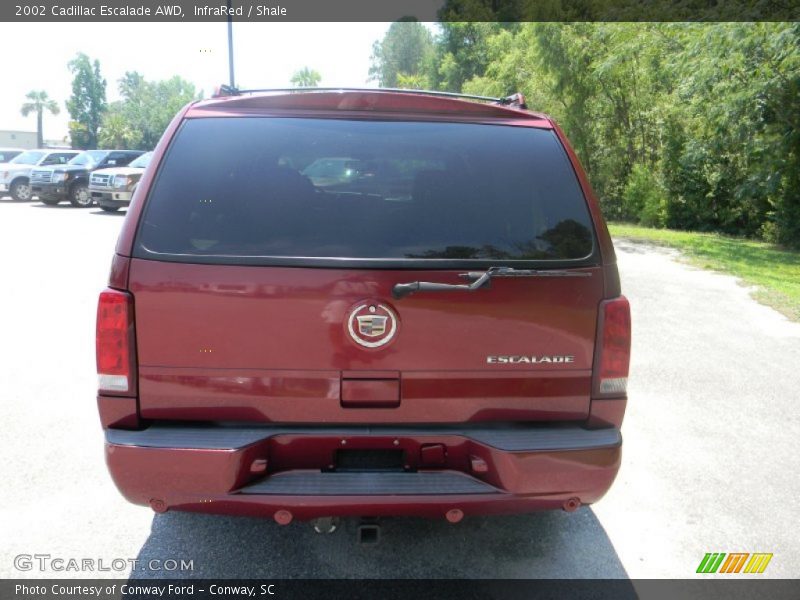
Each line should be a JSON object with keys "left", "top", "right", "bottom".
{"left": 136, "top": 118, "right": 595, "bottom": 263}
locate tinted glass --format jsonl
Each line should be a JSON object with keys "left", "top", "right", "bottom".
{"left": 53, "top": 153, "right": 78, "bottom": 163}
{"left": 88, "top": 150, "right": 110, "bottom": 161}
{"left": 42, "top": 153, "right": 71, "bottom": 165}
{"left": 129, "top": 152, "right": 152, "bottom": 168}
{"left": 11, "top": 151, "right": 45, "bottom": 165}
{"left": 67, "top": 152, "right": 92, "bottom": 166}
{"left": 104, "top": 151, "right": 140, "bottom": 167}
{"left": 0, "top": 150, "right": 22, "bottom": 162}
{"left": 69, "top": 150, "right": 108, "bottom": 167}
{"left": 137, "top": 118, "right": 595, "bottom": 264}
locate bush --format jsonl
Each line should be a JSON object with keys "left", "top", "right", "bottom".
{"left": 622, "top": 164, "right": 668, "bottom": 227}
{"left": 774, "top": 197, "right": 800, "bottom": 249}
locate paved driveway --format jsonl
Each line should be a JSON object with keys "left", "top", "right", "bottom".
{"left": 0, "top": 198, "right": 797, "bottom": 578}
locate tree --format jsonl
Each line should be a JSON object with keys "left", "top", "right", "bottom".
{"left": 369, "top": 19, "right": 434, "bottom": 88}
{"left": 430, "top": 22, "right": 507, "bottom": 91}
{"left": 66, "top": 53, "right": 107, "bottom": 149}
{"left": 113, "top": 72, "right": 200, "bottom": 150}
{"left": 290, "top": 67, "right": 321, "bottom": 88}
{"left": 98, "top": 110, "right": 141, "bottom": 149}
{"left": 422, "top": 22, "right": 800, "bottom": 247}
{"left": 396, "top": 73, "right": 427, "bottom": 90}
{"left": 20, "top": 91, "right": 60, "bottom": 148}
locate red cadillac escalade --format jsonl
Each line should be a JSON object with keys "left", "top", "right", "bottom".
{"left": 96, "top": 88, "right": 630, "bottom": 528}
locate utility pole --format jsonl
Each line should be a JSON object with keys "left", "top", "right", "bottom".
{"left": 226, "top": 0, "right": 235, "bottom": 87}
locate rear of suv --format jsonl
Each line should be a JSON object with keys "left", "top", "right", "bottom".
{"left": 97, "top": 89, "right": 631, "bottom": 524}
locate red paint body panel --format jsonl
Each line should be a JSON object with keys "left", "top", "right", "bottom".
{"left": 586, "top": 398, "right": 627, "bottom": 429}
{"left": 105, "top": 436, "right": 620, "bottom": 519}
{"left": 136, "top": 367, "right": 590, "bottom": 423}
{"left": 101, "top": 90, "right": 629, "bottom": 520}
{"left": 108, "top": 254, "right": 130, "bottom": 290}
{"left": 129, "top": 262, "right": 601, "bottom": 372}
{"left": 189, "top": 90, "right": 551, "bottom": 121}
{"left": 129, "top": 260, "right": 601, "bottom": 423}
{"left": 97, "top": 396, "right": 139, "bottom": 429}
{"left": 341, "top": 379, "right": 400, "bottom": 408}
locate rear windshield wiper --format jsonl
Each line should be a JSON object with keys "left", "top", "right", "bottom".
{"left": 392, "top": 266, "right": 592, "bottom": 299}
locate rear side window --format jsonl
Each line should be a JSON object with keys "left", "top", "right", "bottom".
{"left": 0, "top": 150, "right": 21, "bottom": 162}
{"left": 104, "top": 151, "right": 141, "bottom": 167}
{"left": 135, "top": 117, "right": 596, "bottom": 266}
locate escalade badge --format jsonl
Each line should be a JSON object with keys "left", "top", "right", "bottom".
{"left": 347, "top": 302, "right": 398, "bottom": 349}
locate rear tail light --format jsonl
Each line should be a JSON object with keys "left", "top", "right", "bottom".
{"left": 595, "top": 296, "right": 631, "bottom": 396}
{"left": 96, "top": 289, "right": 135, "bottom": 393}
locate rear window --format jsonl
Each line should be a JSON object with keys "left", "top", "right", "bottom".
{"left": 135, "top": 117, "right": 596, "bottom": 267}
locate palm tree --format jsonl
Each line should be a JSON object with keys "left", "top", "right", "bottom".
{"left": 21, "top": 91, "right": 60, "bottom": 148}
{"left": 290, "top": 67, "right": 321, "bottom": 88}
{"left": 98, "top": 111, "right": 140, "bottom": 149}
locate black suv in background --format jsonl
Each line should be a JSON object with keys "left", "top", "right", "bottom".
{"left": 32, "top": 150, "right": 144, "bottom": 207}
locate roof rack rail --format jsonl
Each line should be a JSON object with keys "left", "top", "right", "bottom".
{"left": 211, "top": 85, "right": 529, "bottom": 109}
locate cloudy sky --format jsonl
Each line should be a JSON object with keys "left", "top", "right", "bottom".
{"left": 0, "top": 22, "right": 401, "bottom": 142}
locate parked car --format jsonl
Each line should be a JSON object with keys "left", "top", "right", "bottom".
{"left": 0, "top": 149, "right": 79, "bottom": 201}
{"left": 97, "top": 89, "right": 631, "bottom": 530}
{"left": 32, "top": 149, "right": 144, "bottom": 207}
{"left": 0, "top": 148, "right": 24, "bottom": 163}
{"left": 90, "top": 151, "right": 153, "bottom": 212}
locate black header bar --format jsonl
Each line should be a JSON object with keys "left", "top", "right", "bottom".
{"left": 2, "top": 579, "right": 800, "bottom": 600}
{"left": 2, "top": 0, "right": 799, "bottom": 22}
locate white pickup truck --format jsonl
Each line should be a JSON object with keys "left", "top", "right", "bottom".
{"left": 0, "top": 149, "right": 79, "bottom": 201}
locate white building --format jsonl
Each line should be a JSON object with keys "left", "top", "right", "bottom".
{"left": 0, "top": 130, "right": 38, "bottom": 149}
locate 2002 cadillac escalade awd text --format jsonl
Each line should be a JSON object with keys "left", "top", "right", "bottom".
{"left": 97, "top": 88, "right": 631, "bottom": 526}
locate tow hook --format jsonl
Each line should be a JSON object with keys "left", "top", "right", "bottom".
{"left": 311, "top": 516, "right": 340, "bottom": 534}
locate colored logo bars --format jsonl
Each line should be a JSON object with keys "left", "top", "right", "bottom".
{"left": 696, "top": 553, "right": 773, "bottom": 574}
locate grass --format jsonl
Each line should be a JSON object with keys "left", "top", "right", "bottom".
{"left": 608, "top": 222, "right": 800, "bottom": 322}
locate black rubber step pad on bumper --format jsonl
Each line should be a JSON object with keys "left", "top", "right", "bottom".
{"left": 239, "top": 471, "right": 500, "bottom": 496}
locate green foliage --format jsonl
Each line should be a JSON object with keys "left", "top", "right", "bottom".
{"left": 402, "top": 23, "right": 800, "bottom": 248}
{"left": 290, "top": 67, "right": 321, "bottom": 88}
{"left": 396, "top": 72, "right": 427, "bottom": 90}
{"left": 66, "top": 53, "right": 107, "bottom": 149}
{"left": 438, "top": 0, "right": 798, "bottom": 24}
{"left": 431, "top": 23, "right": 507, "bottom": 91}
{"left": 98, "top": 110, "right": 142, "bottom": 149}
{"left": 110, "top": 72, "right": 200, "bottom": 150}
{"left": 369, "top": 19, "right": 434, "bottom": 88}
{"left": 20, "top": 90, "right": 60, "bottom": 148}
{"left": 622, "top": 164, "right": 667, "bottom": 227}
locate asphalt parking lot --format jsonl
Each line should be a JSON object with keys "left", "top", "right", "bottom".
{"left": 1, "top": 196, "right": 798, "bottom": 579}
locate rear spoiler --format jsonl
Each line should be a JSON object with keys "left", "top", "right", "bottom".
{"left": 211, "top": 85, "right": 528, "bottom": 110}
